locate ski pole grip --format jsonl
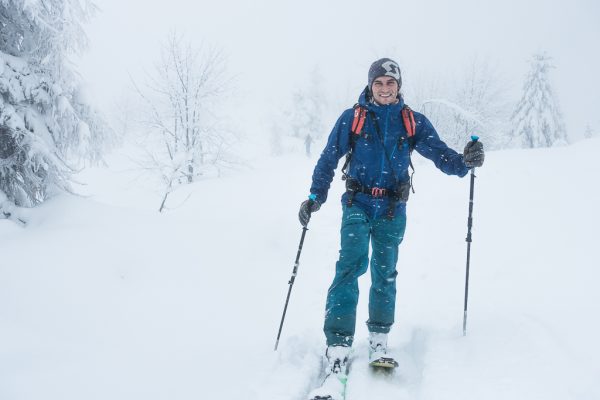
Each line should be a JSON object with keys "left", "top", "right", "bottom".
{"left": 307, "top": 193, "right": 317, "bottom": 216}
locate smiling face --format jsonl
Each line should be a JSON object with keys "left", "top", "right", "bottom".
{"left": 371, "top": 76, "right": 399, "bottom": 105}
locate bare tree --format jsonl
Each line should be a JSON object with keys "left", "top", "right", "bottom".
{"left": 415, "top": 56, "right": 511, "bottom": 150}
{"left": 133, "top": 32, "right": 235, "bottom": 212}
{"left": 584, "top": 124, "right": 595, "bottom": 139}
{"left": 273, "top": 66, "right": 329, "bottom": 156}
{"left": 108, "top": 88, "right": 140, "bottom": 142}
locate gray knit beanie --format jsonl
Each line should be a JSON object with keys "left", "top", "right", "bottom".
{"left": 368, "top": 58, "right": 402, "bottom": 89}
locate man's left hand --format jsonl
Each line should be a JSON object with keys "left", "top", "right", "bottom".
{"left": 463, "top": 141, "right": 485, "bottom": 168}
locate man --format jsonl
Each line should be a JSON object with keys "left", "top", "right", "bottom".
{"left": 298, "top": 58, "right": 484, "bottom": 399}
{"left": 305, "top": 133, "right": 314, "bottom": 157}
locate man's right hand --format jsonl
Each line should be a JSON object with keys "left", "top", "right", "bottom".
{"left": 298, "top": 198, "right": 321, "bottom": 227}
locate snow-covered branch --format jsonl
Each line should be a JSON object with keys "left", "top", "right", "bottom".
{"left": 132, "top": 32, "right": 238, "bottom": 212}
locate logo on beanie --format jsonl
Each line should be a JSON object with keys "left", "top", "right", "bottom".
{"left": 382, "top": 61, "right": 400, "bottom": 80}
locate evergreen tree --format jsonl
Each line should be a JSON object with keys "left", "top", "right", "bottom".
{"left": 509, "top": 53, "right": 567, "bottom": 148}
{"left": 0, "top": 0, "right": 111, "bottom": 214}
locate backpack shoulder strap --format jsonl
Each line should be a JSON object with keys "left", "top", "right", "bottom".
{"left": 351, "top": 104, "right": 368, "bottom": 135}
{"left": 401, "top": 105, "right": 416, "bottom": 139}
{"left": 341, "top": 104, "right": 367, "bottom": 179}
{"left": 401, "top": 105, "right": 417, "bottom": 154}
{"left": 401, "top": 104, "right": 417, "bottom": 193}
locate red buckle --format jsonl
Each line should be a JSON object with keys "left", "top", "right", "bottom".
{"left": 371, "top": 187, "right": 387, "bottom": 197}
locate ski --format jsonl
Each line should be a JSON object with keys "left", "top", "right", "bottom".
{"left": 369, "top": 356, "right": 398, "bottom": 370}
{"left": 307, "top": 357, "right": 350, "bottom": 400}
{"left": 308, "top": 371, "right": 348, "bottom": 400}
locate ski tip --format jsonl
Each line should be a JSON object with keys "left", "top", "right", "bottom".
{"left": 369, "top": 357, "right": 399, "bottom": 369}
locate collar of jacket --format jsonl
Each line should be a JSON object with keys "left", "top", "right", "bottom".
{"left": 357, "top": 86, "right": 405, "bottom": 115}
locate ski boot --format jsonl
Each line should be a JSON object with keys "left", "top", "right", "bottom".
{"left": 368, "top": 332, "right": 398, "bottom": 369}
{"left": 308, "top": 346, "right": 350, "bottom": 400}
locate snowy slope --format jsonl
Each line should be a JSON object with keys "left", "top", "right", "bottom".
{"left": 1, "top": 138, "right": 599, "bottom": 400}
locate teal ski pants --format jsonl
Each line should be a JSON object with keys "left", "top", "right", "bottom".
{"left": 324, "top": 206, "right": 406, "bottom": 347}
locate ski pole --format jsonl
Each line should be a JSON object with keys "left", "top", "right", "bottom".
{"left": 463, "top": 135, "right": 478, "bottom": 336}
{"left": 275, "top": 226, "right": 309, "bottom": 351}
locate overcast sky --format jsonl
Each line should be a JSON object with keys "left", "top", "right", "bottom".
{"left": 77, "top": 0, "right": 600, "bottom": 141}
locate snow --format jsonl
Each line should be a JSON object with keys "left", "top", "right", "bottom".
{"left": 1, "top": 138, "right": 600, "bottom": 400}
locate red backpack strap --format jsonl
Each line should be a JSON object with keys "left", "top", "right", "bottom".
{"left": 401, "top": 105, "right": 416, "bottom": 138}
{"left": 342, "top": 104, "right": 367, "bottom": 181}
{"left": 351, "top": 104, "right": 367, "bottom": 135}
{"left": 401, "top": 105, "right": 417, "bottom": 193}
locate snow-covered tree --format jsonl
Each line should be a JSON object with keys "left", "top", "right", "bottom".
{"left": 269, "top": 120, "right": 284, "bottom": 156}
{"left": 108, "top": 89, "right": 140, "bottom": 143}
{"left": 584, "top": 124, "right": 594, "bottom": 139}
{"left": 275, "top": 66, "right": 328, "bottom": 156}
{"left": 0, "top": 0, "right": 113, "bottom": 217}
{"left": 290, "top": 67, "right": 327, "bottom": 139}
{"left": 133, "top": 32, "right": 237, "bottom": 212}
{"left": 415, "top": 57, "right": 510, "bottom": 150}
{"left": 509, "top": 52, "right": 567, "bottom": 148}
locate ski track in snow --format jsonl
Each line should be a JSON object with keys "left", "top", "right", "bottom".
{"left": 2, "top": 140, "right": 600, "bottom": 400}
{"left": 346, "top": 329, "right": 428, "bottom": 400}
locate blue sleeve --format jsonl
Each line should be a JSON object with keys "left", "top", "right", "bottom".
{"left": 309, "top": 110, "right": 353, "bottom": 203}
{"left": 413, "top": 114, "right": 469, "bottom": 177}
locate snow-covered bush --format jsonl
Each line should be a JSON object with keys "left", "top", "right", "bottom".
{"left": 272, "top": 67, "right": 330, "bottom": 157}
{"left": 413, "top": 57, "right": 511, "bottom": 150}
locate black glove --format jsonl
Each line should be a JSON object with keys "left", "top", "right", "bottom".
{"left": 298, "top": 199, "right": 321, "bottom": 227}
{"left": 463, "top": 140, "right": 485, "bottom": 168}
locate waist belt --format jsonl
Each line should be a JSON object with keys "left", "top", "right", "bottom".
{"left": 345, "top": 178, "right": 411, "bottom": 219}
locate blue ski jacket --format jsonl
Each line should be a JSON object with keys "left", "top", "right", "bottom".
{"left": 309, "top": 88, "right": 469, "bottom": 220}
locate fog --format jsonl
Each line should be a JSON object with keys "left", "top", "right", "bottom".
{"left": 77, "top": 0, "right": 600, "bottom": 141}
